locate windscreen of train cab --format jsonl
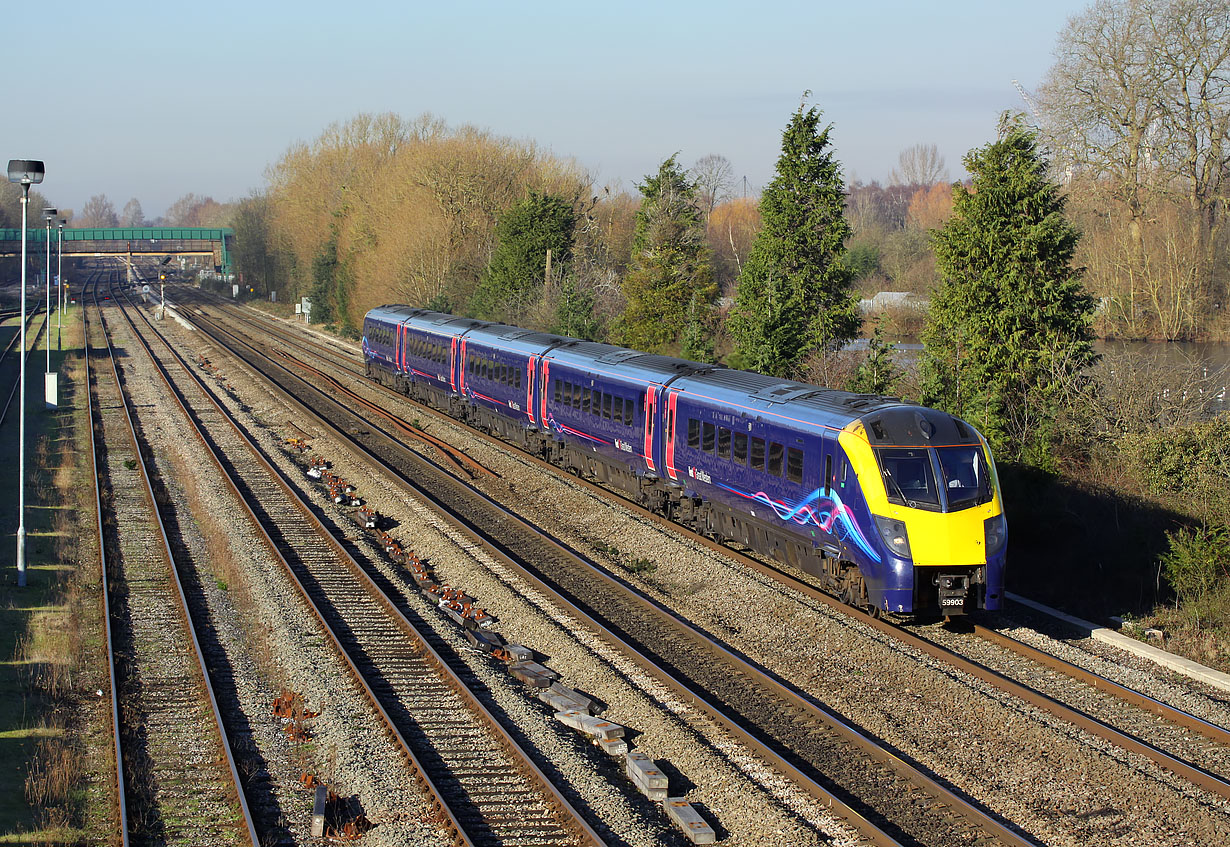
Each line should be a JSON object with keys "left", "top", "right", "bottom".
{"left": 935, "top": 445, "right": 991, "bottom": 510}
{"left": 876, "top": 448, "right": 941, "bottom": 510}
{"left": 877, "top": 446, "right": 991, "bottom": 512}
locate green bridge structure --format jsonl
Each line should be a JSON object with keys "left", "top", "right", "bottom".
{"left": 0, "top": 227, "right": 233, "bottom": 273}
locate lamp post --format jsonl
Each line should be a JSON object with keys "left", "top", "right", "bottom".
{"left": 42, "top": 208, "right": 56, "bottom": 375}
{"left": 7, "top": 159, "right": 45, "bottom": 588}
{"left": 42, "top": 208, "right": 58, "bottom": 408}
{"left": 56, "top": 218, "right": 65, "bottom": 349}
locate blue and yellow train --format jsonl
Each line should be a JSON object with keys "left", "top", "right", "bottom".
{"left": 363, "top": 306, "right": 1006, "bottom": 616}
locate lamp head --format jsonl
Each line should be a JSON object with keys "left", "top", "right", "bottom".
{"left": 43, "top": 207, "right": 57, "bottom": 222}
{"left": 58, "top": 218, "right": 65, "bottom": 229}
{"left": 7, "top": 159, "right": 45, "bottom": 185}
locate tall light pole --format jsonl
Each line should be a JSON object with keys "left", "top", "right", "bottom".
{"left": 56, "top": 218, "right": 65, "bottom": 348}
{"left": 8, "top": 159, "right": 45, "bottom": 588}
{"left": 43, "top": 208, "right": 56, "bottom": 375}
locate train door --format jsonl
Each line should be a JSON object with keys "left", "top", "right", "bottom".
{"left": 643, "top": 386, "right": 658, "bottom": 474}
{"left": 537, "top": 358, "right": 550, "bottom": 429}
{"left": 449, "top": 337, "right": 459, "bottom": 392}
{"left": 663, "top": 388, "right": 681, "bottom": 481}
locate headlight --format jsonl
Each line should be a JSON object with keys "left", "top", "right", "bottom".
{"left": 984, "top": 514, "right": 1007, "bottom": 556}
{"left": 873, "top": 515, "right": 912, "bottom": 559}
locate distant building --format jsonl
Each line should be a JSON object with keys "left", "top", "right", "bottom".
{"left": 859, "top": 291, "right": 928, "bottom": 314}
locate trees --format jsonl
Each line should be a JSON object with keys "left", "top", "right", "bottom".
{"left": 264, "top": 112, "right": 589, "bottom": 327}
{"left": 611, "top": 155, "right": 716, "bottom": 354}
{"left": 691, "top": 153, "right": 734, "bottom": 222}
{"left": 888, "top": 143, "right": 948, "bottom": 187}
{"left": 921, "top": 118, "right": 1096, "bottom": 464}
{"left": 469, "top": 191, "right": 578, "bottom": 322}
{"left": 120, "top": 198, "right": 145, "bottom": 227}
{"left": 1038, "top": 0, "right": 1230, "bottom": 339}
{"left": 77, "top": 194, "right": 118, "bottom": 228}
{"left": 728, "top": 105, "right": 858, "bottom": 378}
{"left": 164, "top": 193, "right": 232, "bottom": 227}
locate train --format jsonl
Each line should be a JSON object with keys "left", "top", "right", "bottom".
{"left": 362, "top": 305, "right": 1006, "bottom": 616}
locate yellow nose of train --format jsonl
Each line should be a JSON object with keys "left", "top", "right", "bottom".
{"left": 840, "top": 409, "right": 1006, "bottom": 614}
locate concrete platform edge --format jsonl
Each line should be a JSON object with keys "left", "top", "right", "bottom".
{"left": 1006, "top": 591, "right": 1230, "bottom": 694}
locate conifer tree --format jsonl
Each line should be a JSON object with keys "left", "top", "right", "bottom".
{"left": 551, "top": 277, "right": 601, "bottom": 340}
{"left": 728, "top": 104, "right": 858, "bottom": 378}
{"left": 612, "top": 155, "right": 716, "bottom": 353}
{"left": 848, "top": 318, "right": 899, "bottom": 395}
{"left": 471, "top": 191, "right": 577, "bottom": 322}
{"left": 921, "top": 116, "right": 1096, "bottom": 464}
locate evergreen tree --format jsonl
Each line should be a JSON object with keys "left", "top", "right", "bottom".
{"left": 921, "top": 116, "right": 1096, "bottom": 465}
{"left": 679, "top": 291, "right": 717, "bottom": 363}
{"left": 728, "top": 104, "right": 858, "bottom": 378}
{"left": 848, "top": 318, "right": 899, "bottom": 395}
{"left": 471, "top": 191, "right": 578, "bottom": 322}
{"left": 612, "top": 155, "right": 716, "bottom": 353}
{"left": 551, "top": 277, "right": 601, "bottom": 340}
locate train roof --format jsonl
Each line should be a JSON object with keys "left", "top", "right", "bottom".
{"left": 366, "top": 304, "right": 422, "bottom": 324}
{"left": 402, "top": 310, "right": 489, "bottom": 336}
{"left": 672, "top": 368, "right": 905, "bottom": 431}
{"left": 545, "top": 340, "right": 708, "bottom": 384}
{"left": 462, "top": 323, "right": 572, "bottom": 356}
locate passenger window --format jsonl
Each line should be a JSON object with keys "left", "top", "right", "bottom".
{"left": 733, "top": 432, "right": 748, "bottom": 464}
{"left": 561, "top": 382, "right": 570, "bottom": 405}
{"left": 688, "top": 419, "right": 701, "bottom": 448}
{"left": 515, "top": 369, "right": 522, "bottom": 389}
{"left": 572, "top": 383, "right": 582, "bottom": 409}
{"left": 582, "top": 388, "right": 591, "bottom": 413}
{"left": 750, "top": 437, "right": 766, "bottom": 471}
{"left": 623, "top": 400, "right": 634, "bottom": 426}
{"left": 602, "top": 393, "right": 612, "bottom": 419}
{"left": 554, "top": 380, "right": 562, "bottom": 403}
{"left": 768, "top": 442, "right": 785, "bottom": 477}
{"left": 612, "top": 396, "right": 623, "bottom": 423}
{"left": 717, "top": 427, "right": 731, "bottom": 459}
{"left": 702, "top": 422, "right": 716, "bottom": 453}
{"left": 788, "top": 448, "right": 804, "bottom": 483}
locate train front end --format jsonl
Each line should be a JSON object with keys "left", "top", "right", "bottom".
{"left": 840, "top": 407, "right": 1006, "bottom": 615}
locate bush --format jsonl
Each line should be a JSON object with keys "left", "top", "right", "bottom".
{"left": 1122, "top": 418, "right": 1230, "bottom": 524}
{"left": 1161, "top": 523, "right": 1230, "bottom": 608}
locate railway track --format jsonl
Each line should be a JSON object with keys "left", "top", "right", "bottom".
{"left": 85, "top": 272, "right": 258, "bottom": 846}
{"left": 180, "top": 291, "right": 1230, "bottom": 828}
{"left": 113, "top": 278, "right": 604, "bottom": 846}
{"left": 171, "top": 291, "right": 1043, "bottom": 846}
{"left": 190, "top": 291, "right": 1230, "bottom": 769}
{"left": 0, "top": 302, "right": 48, "bottom": 427}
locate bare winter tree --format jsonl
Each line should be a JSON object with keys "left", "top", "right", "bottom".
{"left": 1038, "top": 0, "right": 1230, "bottom": 339}
{"left": 120, "top": 197, "right": 145, "bottom": 226}
{"left": 76, "top": 194, "right": 118, "bottom": 228}
{"left": 691, "top": 153, "right": 734, "bottom": 221}
{"left": 888, "top": 143, "right": 948, "bottom": 186}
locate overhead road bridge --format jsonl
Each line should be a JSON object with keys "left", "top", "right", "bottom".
{"left": 0, "top": 227, "right": 233, "bottom": 273}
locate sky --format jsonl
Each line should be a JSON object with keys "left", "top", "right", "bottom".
{"left": 5, "top": 0, "right": 1088, "bottom": 219}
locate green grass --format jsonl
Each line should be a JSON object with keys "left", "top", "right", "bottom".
{"left": 0, "top": 306, "right": 94, "bottom": 842}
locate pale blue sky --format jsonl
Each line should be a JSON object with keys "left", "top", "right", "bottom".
{"left": 6, "top": 0, "right": 1087, "bottom": 218}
